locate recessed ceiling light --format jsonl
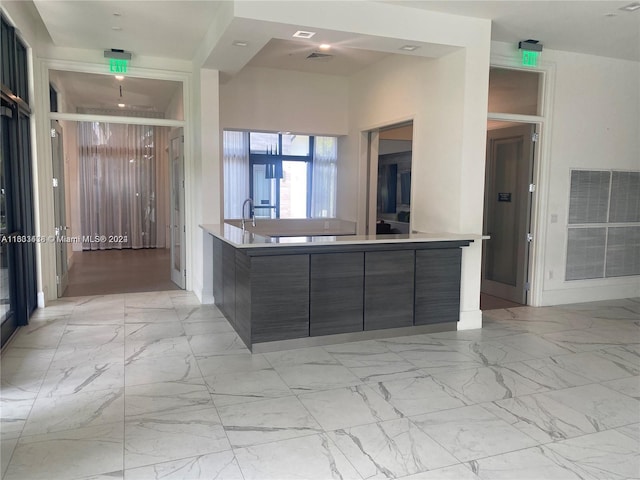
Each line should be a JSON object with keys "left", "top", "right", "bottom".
{"left": 118, "top": 103, "right": 125, "bottom": 108}
{"left": 293, "top": 30, "right": 316, "bottom": 39}
{"left": 604, "top": 12, "right": 617, "bottom": 17}
{"left": 232, "top": 41, "right": 249, "bottom": 47}
{"left": 111, "top": 26, "right": 122, "bottom": 31}
{"left": 319, "top": 44, "right": 331, "bottom": 51}
{"left": 399, "top": 45, "right": 419, "bottom": 51}
{"left": 620, "top": 2, "right": 640, "bottom": 11}
{"left": 115, "top": 75, "right": 124, "bottom": 80}
{"left": 113, "top": 12, "right": 121, "bottom": 17}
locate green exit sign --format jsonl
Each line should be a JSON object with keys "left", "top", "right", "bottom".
{"left": 109, "top": 58, "right": 128, "bottom": 73}
{"left": 522, "top": 50, "right": 539, "bottom": 67}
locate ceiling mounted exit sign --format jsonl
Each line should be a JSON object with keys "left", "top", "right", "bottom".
{"left": 522, "top": 50, "right": 539, "bottom": 67}
{"left": 109, "top": 58, "right": 128, "bottom": 74}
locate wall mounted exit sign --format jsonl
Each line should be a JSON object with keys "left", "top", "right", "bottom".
{"left": 109, "top": 58, "right": 128, "bottom": 74}
{"left": 522, "top": 50, "right": 539, "bottom": 67}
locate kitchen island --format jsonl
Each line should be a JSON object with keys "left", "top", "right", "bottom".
{"left": 201, "top": 223, "right": 480, "bottom": 352}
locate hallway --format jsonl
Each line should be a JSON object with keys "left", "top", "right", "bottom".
{"left": 64, "top": 249, "right": 179, "bottom": 297}
{"left": 1, "top": 293, "right": 638, "bottom": 479}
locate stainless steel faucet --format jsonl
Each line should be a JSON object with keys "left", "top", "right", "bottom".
{"left": 241, "top": 198, "right": 256, "bottom": 230}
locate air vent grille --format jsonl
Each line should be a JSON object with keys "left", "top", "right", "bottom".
{"left": 306, "top": 52, "right": 333, "bottom": 60}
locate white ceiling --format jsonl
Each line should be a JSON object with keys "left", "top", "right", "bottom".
{"left": 25, "top": 0, "right": 639, "bottom": 111}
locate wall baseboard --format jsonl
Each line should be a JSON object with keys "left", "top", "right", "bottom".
{"left": 458, "top": 309, "right": 482, "bottom": 330}
{"left": 541, "top": 282, "right": 640, "bottom": 306}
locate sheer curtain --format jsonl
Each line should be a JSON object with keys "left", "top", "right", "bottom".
{"left": 223, "top": 130, "right": 249, "bottom": 219}
{"left": 79, "top": 122, "right": 161, "bottom": 250}
{"left": 311, "top": 136, "right": 337, "bottom": 218}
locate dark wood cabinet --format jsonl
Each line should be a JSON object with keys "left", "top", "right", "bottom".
{"left": 212, "top": 237, "right": 223, "bottom": 309}
{"left": 250, "top": 255, "right": 310, "bottom": 343}
{"left": 221, "top": 242, "right": 236, "bottom": 325}
{"left": 364, "top": 250, "right": 415, "bottom": 330}
{"left": 310, "top": 252, "right": 364, "bottom": 336}
{"left": 415, "top": 249, "right": 462, "bottom": 325}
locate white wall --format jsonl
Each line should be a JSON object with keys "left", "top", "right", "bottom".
{"left": 541, "top": 49, "right": 640, "bottom": 304}
{"left": 219, "top": 66, "right": 349, "bottom": 135}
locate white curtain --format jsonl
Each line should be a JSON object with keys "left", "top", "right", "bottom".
{"left": 223, "top": 130, "right": 249, "bottom": 219}
{"left": 311, "top": 136, "right": 337, "bottom": 218}
{"left": 79, "top": 122, "right": 163, "bottom": 250}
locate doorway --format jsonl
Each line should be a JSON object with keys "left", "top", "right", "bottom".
{"left": 481, "top": 122, "right": 536, "bottom": 307}
{"left": 51, "top": 120, "right": 69, "bottom": 296}
{"left": 367, "top": 121, "right": 413, "bottom": 235}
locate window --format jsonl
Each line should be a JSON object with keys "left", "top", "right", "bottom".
{"left": 224, "top": 131, "right": 337, "bottom": 219}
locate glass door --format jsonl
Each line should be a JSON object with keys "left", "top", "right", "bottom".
{"left": 251, "top": 162, "right": 278, "bottom": 219}
{"left": 0, "top": 108, "right": 17, "bottom": 347}
{"left": 51, "top": 121, "right": 68, "bottom": 296}
{"left": 169, "top": 128, "right": 185, "bottom": 289}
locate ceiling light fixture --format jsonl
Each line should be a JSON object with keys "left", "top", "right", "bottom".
{"left": 619, "top": 2, "right": 640, "bottom": 11}
{"left": 118, "top": 103, "right": 125, "bottom": 108}
{"left": 111, "top": 26, "right": 122, "bottom": 31}
{"left": 319, "top": 44, "right": 331, "bottom": 51}
{"left": 113, "top": 12, "right": 121, "bottom": 17}
{"left": 399, "top": 45, "right": 419, "bottom": 51}
{"left": 293, "top": 30, "right": 316, "bottom": 39}
{"left": 233, "top": 41, "right": 249, "bottom": 47}
{"left": 115, "top": 75, "right": 124, "bottom": 80}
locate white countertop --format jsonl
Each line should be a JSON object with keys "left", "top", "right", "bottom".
{"left": 201, "top": 223, "right": 485, "bottom": 249}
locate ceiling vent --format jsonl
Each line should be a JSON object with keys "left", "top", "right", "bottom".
{"left": 306, "top": 52, "right": 333, "bottom": 61}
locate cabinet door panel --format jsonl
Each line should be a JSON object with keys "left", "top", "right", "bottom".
{"left": 212, "top": 237, "right": 223, "bottom": 307}
{"left": 221, "top": 242, "right": 236, "bottom": 325}
{"left": 364, "top": 250, "right": 414, "bottom": 330}
{"left": 251, "top": 255, "right": 310, "bottom": 343}
{"left": 415, "top": 249, "right": 461, "bottom": 325}
{"left": 310, "top": 252, "right": 364, "bottom": 336}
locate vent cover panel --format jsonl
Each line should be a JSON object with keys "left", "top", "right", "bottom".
{"left": 568, "top": 170, "right": 611, "bottom": 224}
{"left": 609, "top": 171, "right": 640, "bottom": 223}
{"left": 566, "top": 227, "right": 606, "bottom": 280}
{"left": 606, "top": 226, "right": 640, "bottom": 277}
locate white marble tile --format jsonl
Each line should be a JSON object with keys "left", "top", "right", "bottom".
{"left": 492, "top": 333, "right": 574, "bottom": 358}
{"left": 217, "top": 395, "right": 323, "bottom": 447}
{"left": 40, "top": 362, "right": 124, "bottom": 397}
{"left": 542, "top": 329, "right": 628, "bottom": 352}
{"left": 329, "top": 418, "right": 458, "bottom": 478}
{"left": 0, "top": 347, "right": 56, "bottom": 375}
{"left": 325, "top": 343, "right": 424, "bottom": 383}
{"left": 60, "top": 324, "right": 124, "bottom": 346}
{"left": 196, "top": 352, "right": 272, "bottom": 377}
{"left": 0, "top": 368, "right": 48, "bottom": 400}
{"left": 182, "top": 319, "right": 235, "bottom": 336}
{"left": 501, "top": 358, "right": 593, "bottom": 390}
{"left": 469, "top": 445, "right": 592, "bottom": 479}
{"left": 4, "top": 422, "right": 124, "bottom": 480}
{"left": 485, "top": 394, "right": 598, "bottom": 443}
{"left": 169, "top": 293, "right": 202, "bottom": 308}
{"left": 372, "top": 375, "right": 468, "bottom": 416}
{"left": 543, "top": 429, "right": 640, "bottom": 480}
{"left": 68, "top": 311, "right": 125, "bottom": 325}
{"left": 430, "top": 365, "right": 548, "bottom": 404}
{"left": 22, "top": 387, "right": 124, "bottom": 436}
{"left": 434, "top": 338, "right": 536, "bottom": 365}
{"left": 547, "top": 351, "right": 639, "bottom": 383}
{"left": 234, "top": 433, "right": 362, "bottom": 480}
{"left": 125, "top": 450, "right": 242, "bottom": 480}
{"left": 125, "top": 322, "right": 185, "bottom": 343}
{"left": 264, "top": 346, "right": 340, "bottom": 368}
{"left": 124, "top": 353, "right": 202, "bottom": 387}
{"left": 77, "top": 472, "right": 124, "bottom": 480}
{"left": 1, "top": 436, "right": 18, "bottom": 478}
{"left": 176, "top": 305, "right": 225, "bottom": 322}
{"left": 125, "top": 381, "right": 213, "bottom": 419}
{"left": 274, "top": 363, "right": 362, "bottom": 394}
{"left": 8, "top": 320, "right": 66, "bottom": 349}
{"left": 398, "top": 349, "right": 485, "bottom": 375}
{"left": 541, "top": 383, "right": 640, "bottom": 430}
{"left": 125, "top": 307, "right": 180, "bottom": 323}
{"left": 410, "top": 405, "right": 538, "bottom": 462}
{"left": 603, "top": 376, "right": 640, "bottom": 399}
{"left": 616, "top": 423, "right": 640, "bottom": 442}
{"left": 583, "top": 324, "right": 640, "bottom": 345}
{"left": 50, "top": 342, "right": 124, "bottom": 370}
{"left": 75, "top": 295, "right": 126, "bottom": 314}
{"left": 205, "top": 369, "right": 292, "bottom": 407}
{"left": 124, "top": 292, "right": 175, "bottom": 309}
{"left": 378, "top": 335, "right": 452, "bottom": 354}
{"left": 398, "top": 463, "right": 481, "bottom": 480}
{"left": 124, "top": 407, "right": 229, "bottom": 469}
{"left": 124, "top": 336, "right": 192, "bottom": 363}
{"left": 0, "top": 397, "right": 33, "bottom": 438}
{"left": 299, "top": 384, "right": 402, "bottom": 431}
{"left": 187, "top": 332, "right": 248, "bottom": 356}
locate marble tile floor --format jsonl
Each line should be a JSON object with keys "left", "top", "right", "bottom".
{"left": 1, "top": 292, "right": 638, "bottom": 480}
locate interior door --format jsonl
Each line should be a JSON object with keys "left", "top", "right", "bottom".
{"left": 51, "top": 121, "right": 68, "bottom": 296}
{"left": 169, "top": 128, "right": 185, "bottom": 289}
{"left": 482, "top": 123, "right": 535, "bottom": 304}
